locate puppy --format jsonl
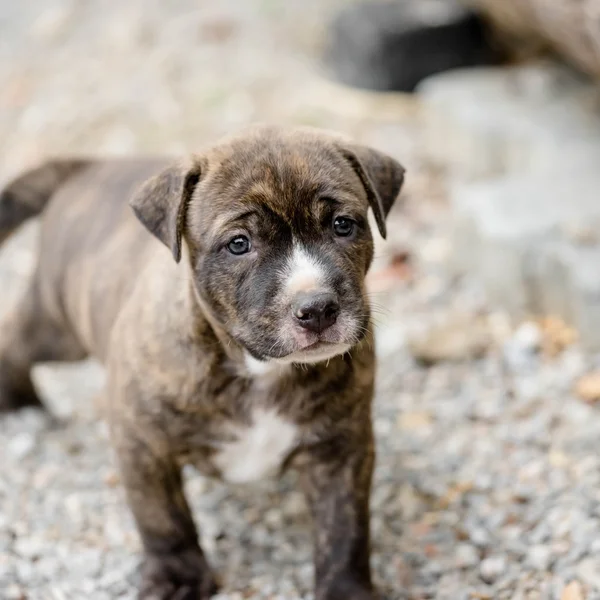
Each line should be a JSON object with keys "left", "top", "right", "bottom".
{"left": 0, "top": 125, "right": 405, "bottom": 599}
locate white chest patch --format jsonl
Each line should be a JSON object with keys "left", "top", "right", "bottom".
{"left": 214, "top": 409, "right": 298, "bottom": 484}
{"left": 244, "top": 353, "right": 288, "bottom": 378}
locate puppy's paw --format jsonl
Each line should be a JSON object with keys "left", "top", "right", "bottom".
{"left": 318, "top": 578, "right": 378, "bottom": 600}
{"left": 320, "top": 591, "right": 377, "bottom": 600}
{"left": 139, "top": 549, "right": 219, "bottom": 600}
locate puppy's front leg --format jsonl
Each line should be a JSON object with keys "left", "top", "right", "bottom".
{"left": 111, "top": 422, "right": 218, "bottom": 600}
{"left": 301, "top": 429, "right": 377, "bottom": 600}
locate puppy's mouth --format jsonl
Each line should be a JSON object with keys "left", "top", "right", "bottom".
{"left": 302, "top": 340, "right": 332, "bottom": 351}
{"left": 271, "top": 315, "right": 365, "bottom": 364}
{"left": 276, "top": 340, "right": 353, "bottom": 365}
{"left": 240, "top": 311, "right": 369, "bottom": 366}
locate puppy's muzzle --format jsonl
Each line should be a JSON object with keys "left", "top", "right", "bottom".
{"left": 292, "top": 291, "right": 340, "bottom": 334}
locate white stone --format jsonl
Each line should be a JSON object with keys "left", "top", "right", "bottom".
{"left": 7, "top": 433, "right": 36, "bottom": 460}
{"left": 479, "top": 555, "right": 507, "bottom": 583}
{"left": 512, "top": 322, "right": 542, "bottom": 352}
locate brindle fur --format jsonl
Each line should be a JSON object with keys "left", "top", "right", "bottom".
{"left": 0, "top": 125, "right": 405, "bottom": 600}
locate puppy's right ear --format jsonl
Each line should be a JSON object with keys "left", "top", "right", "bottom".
{"left": 130, "top": 161, "right": 202, "bottom": 263}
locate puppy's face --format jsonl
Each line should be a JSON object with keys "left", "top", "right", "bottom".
{"left": 131, "top": 126, "right": 404, "bottom": 365}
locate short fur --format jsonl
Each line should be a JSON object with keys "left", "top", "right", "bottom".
{"left": 0, "top": 125, "right": 405, "bottom": 600}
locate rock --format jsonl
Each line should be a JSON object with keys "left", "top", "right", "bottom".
{"left": 14, "top": 537, "right": 45, "bottom": 560}
{"left": 397, "top": 483, "right": 422, "bottom": 520}
{"left": 574, "top": 372, "right": 600, "bottom": 403}
{"left": 397, "top": 411, "right": 433, "bottom": 431}
{"left": 577, "top": 558, "right": 600, "bottom": 590}
{"left": 322, "top": 0, "right": 499, "bottom": 92}
{"left": 526, "top": 545, "right": 553, "bottom": 571}
{"left": 36, "top": 555, "right": 62, "bottom": 579}
{"left": 4, "top": 584, "right": 26, "bottom": 600}
{"left": 469, "top": 527, "right": 491, "bottom": 549}
{"left": 422, "top": 62, "right": 600, "bottom": 347}
{"left": 30, "top": 2, "right": 74, "bottom": 42}
{"left": 503, "top": 321, "right": 543, "bottom": 369}
{"left": 14, "top": 407, "right": 49, "bottom": 433}
{"left": 7, "top": 432, "right": 36, "bottom": 460}
{"left": 69, "top": 548, "right": 103, "bottom": 579}
{"left": 418, "top": 62, "right": 600, "bottom": 180}
{"left": 103, "top": 470, "right": 120, "bottom": 487}
{"left": 449, "top": 171, "right": 600, "bottom": 350}
{"left": 455, "top": 543, "right": 480, "bottom": 568}
{"left": 282, "top": 492, "right": 306, "bottom": 518}
{"left": 512, "top": 322, "right": 542, "bottom": 353}
{"left": 407, "top": 313, "right": 490, "bottom": 365}
{"left": 538, "top": 317, "right": 579, "bottom": 357}
{"left": 479, "top": 556, "right": 507, "bottom": 583}
{"left": 98, "top": 127, "right": 138, "bottom": 154}
{"left": 264, "top": 508, "right": 282, "bottom": 528}
{"left": 561, "top": 581, "right": 585, "bottom": 600}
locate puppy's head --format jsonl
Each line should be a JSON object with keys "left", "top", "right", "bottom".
{"left": 131, "top": 126, "right": 405, "bottom": 365}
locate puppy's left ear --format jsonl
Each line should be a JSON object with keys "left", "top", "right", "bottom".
{"left": 130, "top": 160, "right": 202, "bottom": 263}
{"left": 338, "top": 144, "right": 405, "bottom": 239}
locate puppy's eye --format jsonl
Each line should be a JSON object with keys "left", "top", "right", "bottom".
{"left": 333, "top": 216, "right": 355, "bottom": 237}
{"left": 227, "top": 235, "right": 251, "bottom": 255}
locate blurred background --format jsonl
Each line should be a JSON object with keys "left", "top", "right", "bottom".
{"left": 2, "top": 1, "right": 600, "bottom": 599}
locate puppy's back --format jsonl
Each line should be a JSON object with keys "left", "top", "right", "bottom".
{"left": 34, "top": 158, "right": 171, "bottom": 360}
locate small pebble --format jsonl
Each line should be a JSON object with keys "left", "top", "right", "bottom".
{"left": 574, "top": 372, "right": 600, "bottom": 403}
{"left": 469, "top": 527, "right": 492, "bottom": 549}
{"left": 527, "top": 545, "right": 553, "bottom": 571}
{"left": 407, "top": 314, "right": 490, "bottom": 365}
{"left": 479, "top": 556, "right": 507, "bottom": 584}
{"left": 282, "top": 492, "right": 305, "bottom": 517}
{"left": 513, "top": 322, "right": 543, "bottom": 352}
{"left": 7, "top": 432, "right": 36, "bottom": 459}
{"left": 561, "top": 581, "right": 585, "bottom": 600}
{"left": 577, "top": 557, "right": 600, "bottom": 590}
{"left": 455, "top": 543, "right": 479, "bottom": 568}
{"left": 14, "top": 537, "right": 45, "bottom": 560}
{"left": 5, "top": 584, "right": 26, "bottom": 600}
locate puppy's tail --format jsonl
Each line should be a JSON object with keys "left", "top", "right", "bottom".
{"left": 0, "top": 160, "right": 90, "bottom": 245}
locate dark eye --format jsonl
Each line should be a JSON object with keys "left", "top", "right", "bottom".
{"left": 227, "top": 235, "right": 251, "bottom": 255}
{"left": 333, "top": 216, "right": 355, "bottom": 237}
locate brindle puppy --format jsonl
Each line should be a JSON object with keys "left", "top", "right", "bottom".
{"left": 0, "top": 125, "right": 405, "bottom": 600}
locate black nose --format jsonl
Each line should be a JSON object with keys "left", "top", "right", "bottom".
{"left": 293, "top": 292, "right": 340, "bottom": 334}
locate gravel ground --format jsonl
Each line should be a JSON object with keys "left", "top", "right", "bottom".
{"left": 2, "top": 1, "right": 600, "bottom": 599}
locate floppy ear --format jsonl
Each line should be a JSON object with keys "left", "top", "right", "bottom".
{"left": 130, "top": 161, "right": 202, "bottom": 263}
{"left": 338, "top": 144, "right": 405, "bottom": 239}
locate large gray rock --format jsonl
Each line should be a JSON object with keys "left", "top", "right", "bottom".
{"left": 450, "top": 172, "right": 600, "bottom": 350}
{"left": 418, "top": 62, "right": 600, "bottom": 180}
{"left": 419, "top": 62, "right": 600, "bottom": 348}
